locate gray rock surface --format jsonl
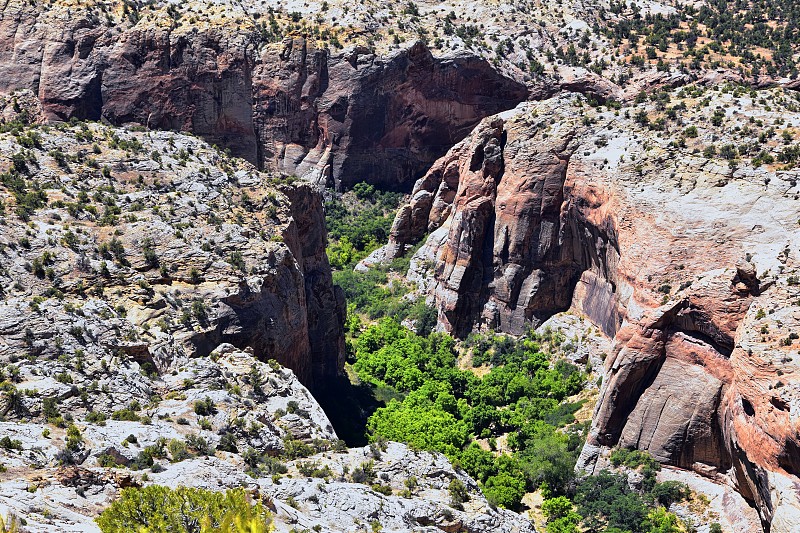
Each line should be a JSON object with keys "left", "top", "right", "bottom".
{"left": 0, "top": 104, "right": 343, "bottom": 389}
{"left": 0, "top": 441, "right": 535, "bottom": 533}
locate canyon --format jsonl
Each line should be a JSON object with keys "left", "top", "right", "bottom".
{"left": 384, "top": 91, "right": 800, "bottom": 530}
{"left": 0, "top": 0, "right": 799, "bottom": 531}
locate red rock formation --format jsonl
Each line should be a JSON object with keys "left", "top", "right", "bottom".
{"left": 387, "top": 96, "right": 800, "bottom": 530}
{"left": 0, "top": 2, "right": 260, "bottom": 160}
{"left": 252, "top": 37, "right": 327, "bottom": 180}
{"left": 591, "top": 268, "right": 755, "bottom": 465}
{"left": 389, "top": 103, "right": 620, "bottom": 337}
{"left": 0, "top": 1, "right": 527, "bottom": 191}
{"left": 253, "top": 38, "right": 528, "bottom": 190}
{"left": 100, "top": 27, "right": 258, "bottom": 162}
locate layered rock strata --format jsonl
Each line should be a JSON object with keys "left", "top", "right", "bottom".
{"left": 386, "top": 91, "right": 800, "bottom": 531}
{"left": 0, "top": 0, "right": 527, "bottom": 191}
{"left": 0, "top": 105, "right": 343, "bottom": 388}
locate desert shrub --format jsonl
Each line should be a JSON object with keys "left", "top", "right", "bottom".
{"left": 483, "top": 472, "right": 525, "bottom": 510}
{"left": 193, "top": 397, "right": 216, "bottom": 416}
{"left": 651, "top": 480, "right": 690, "bottom": 507}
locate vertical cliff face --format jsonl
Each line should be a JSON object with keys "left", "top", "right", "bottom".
{"left": 99, "top": 27, "right": 259, "bottom": 163}
{"left": 252, "top": 37, "right": 328, "bottom": 182}
{"left": 0, "top": 0, "right": 527, "bottom": 192}
{"left": 0, "top": 3, "right": 260, "bottom": 161}
{"left": 388, "top": 94, "right": 800, "bottom": 531}
{"left": 388, "top": 99, "right": 621, "bottom": 338}
{"left": 251, "top": 38, "right": 529, "bottom": 190}
{"left": 581, "top": 264, "right": 800, "bottom": 532}
{"left": 209, "top": 184, "right": 346, "bottom": 389}
{"left": 281, "top": 184, "right": 347, "bottom": 385}
{"left": 583, "top": 267, "right": 755, "bottom": 468}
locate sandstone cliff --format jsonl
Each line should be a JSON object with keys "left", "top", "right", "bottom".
{"left": 0, "top": 0, "right": 527, "bottom": 191}
{"left": 256, "top": 38, "right": 529, "bottom": 190}
{"left": 386, "top": 90, "right": 800, "bottom": 531}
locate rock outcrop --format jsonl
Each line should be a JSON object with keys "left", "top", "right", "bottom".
{"left": 282, "top": 184, "right": 347, "bottom": 384}
{"left": 386, "top": 90, "right": 800, "bottom": 531}
{"left": 0, "top": 105, "right": 343, "bottom": 388}
{"left": 0, "top": 343, "right": 340, "bottom": 532}
{"left": 389, "top": 98, "right": 617, "bottom": 338}
{"left": 0, "top": 314, "right": 528, "bottom": 532}
{"left": 0, "top": 439, "right": 535, "bottom": 532}
{"left": 0, "top": 0, "right": 527, "bottom": 191}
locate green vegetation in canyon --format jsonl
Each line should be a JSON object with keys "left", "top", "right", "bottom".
{"left": 324, "top": 185, "right": 696, "bottom": 531}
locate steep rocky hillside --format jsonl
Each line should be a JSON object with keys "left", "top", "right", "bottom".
{"left": 384, "top": 86, "right": 800, "bottom": 530}
{"left": 0, "top": 93, "right": 344, "bottom": 388}
{"left": 11, "top": 0, "right": 800, "bottom": 194}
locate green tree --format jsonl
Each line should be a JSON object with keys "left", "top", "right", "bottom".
{"left": 516, "top": 422, "right": 577, "bottom": 495}
{"left": 367, "top": 382, "right": 470, "bottom": 457}
{"left": 95, "top": 486, "right": 274, "bottom": 533}
{"left": 651, "top": 481, "right": 690, "bottom": 507}
{"left": 574, "top": 471, "right": 648, "bottom": 532}
{"left": 644, "top": 506, "right": 681, "bottom": 533}
{"left": 542, "top": 496, "right": 574, "bottom": 520}
{"left": 483, "top": 471, "right": 526, "bottom": 509}
{"left": 542, "top": 496, "right": 581, "bottom": 533}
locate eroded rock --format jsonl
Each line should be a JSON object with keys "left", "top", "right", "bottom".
{"left": 384, "top": 91, "right": 800, "bottom": 530}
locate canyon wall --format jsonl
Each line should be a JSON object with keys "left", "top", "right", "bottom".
{"left": 254, "top": 39, "right": 528, "bottom": 190}
{"left": 0, "top": 0, "right": 527, "bottom": 191}
{"left": 387, "top": 95, "right": 800, "bottom": 531}
{"left": 388, "top": 99, "right": 622, "bottom": 338}
{"left": 0, "top": 103, "right": 343, "bottom": 389}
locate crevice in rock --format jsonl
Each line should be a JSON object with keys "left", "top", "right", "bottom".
{"left": 732, "top": 445, "right": 774, "bottom": 531}
{"left": 742, "top": 397, "right": 756, "bottom": 417}
{"left": 770, "top": 396, "right": 789, "bottom": 412}
{"left": 469, "top": 144, "right": 484, "bottom": 172}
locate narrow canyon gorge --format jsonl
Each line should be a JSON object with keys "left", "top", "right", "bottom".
{"left": 0, "top": 0, "right": 798, "bottom": 532}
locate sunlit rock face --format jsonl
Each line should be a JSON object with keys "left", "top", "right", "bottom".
{"left": 387, "top": 92, "right": 800, "bottom": 531}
